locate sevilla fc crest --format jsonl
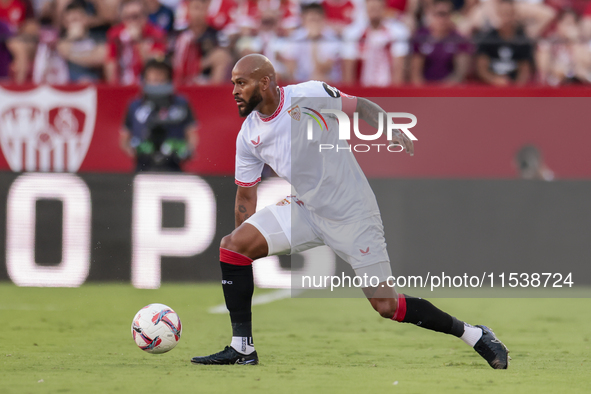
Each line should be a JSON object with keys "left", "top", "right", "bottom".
{"left": 288, "top": 105, "right": 301, "bottom": 121}
{"left": 0, "top": 85, "right": 97, "bottom": 172}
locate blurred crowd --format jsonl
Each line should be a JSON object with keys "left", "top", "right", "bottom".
{"left": 1, "top": 0, "right": 591, "bottom": 86}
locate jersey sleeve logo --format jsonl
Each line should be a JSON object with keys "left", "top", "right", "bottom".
{"left": 288, "top": 105, "right": 301, "bottom": 121}
{"left": 276, "top": 198, "right": 291, "bottom": 206}
{"left": 322, "top": 82, "right": 341, "bottom": 98}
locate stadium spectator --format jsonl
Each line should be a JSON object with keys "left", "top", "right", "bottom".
{"left": 33, "top": 1, "right": 99, "bottom": 85}
{"left": 459, "top": 0, "right": 556, "bottom": 39}
{"left": 104, "top": 0, "right": 166, "bottom": 85}
{"left": 174, "top": 0, "right": 238, "bottom": 32}
{"left": 173, "top": 0, "right": 231, "bottom": 84}
{"left": 120, "top": 59, "right": 198, "bottom": 172}
{"left": 282, "top": 2, "right": 342, "bottom": 83}
{"left": 342, "top": 0, "right": 409, "bottom": 86}
{"left": 7, "top": 0, "right": 87, "bottom": 85}
{"left": 0, "top": 0, "right": 28, "bottom": 32}
{"left": 321, "top": 0, "right": 367, "bottom": 35}
{"left": 410, "top": 0, "right": 472, "bottom": 85}
{"left": 579, "top": 1, "right": 591, "bottom": 40}
{"left": 205, "top": 0, "right": 236, "bottom": 31}
{"left": 177, "top": 0, "right": 295, "bottom": 36}
{"left": 5, "top": 35, "right": 31, "bottom": 83}
{"left": 145, "top": 0, "right": 175, "bottom": 32}
{"left": 85, "top": 0, "right": 123, "bottom": 37}
{"left": 234, "top": 8, "right": 290, "bottom": 81}
{"left": 224, "top": 0, "right": 299, "bottom": 37}
{"left": 386, "top": 0, "right": 424, "bottom": 31}
{"left": 32, "top": 25, "right": 69, "bottom": 83}
{"left": 39, "top": 0, "right": 92, "bottom": 27}
{"left": 5, "top": 0, "right": 38, "bottom": 84}
{"left": 39, "top": 0, "right": 121, "bottom": 37}
{"left": 476, "top": 0, "right": 533, "bottom": 86}
{"left": 52, "top": 1, "right": 106, "bottom": 82}
{"left": 537, "top": 9, "right": 589, "bottom": 85}
{"left": 0, "top": 20, "right": 12, "bottom": 79}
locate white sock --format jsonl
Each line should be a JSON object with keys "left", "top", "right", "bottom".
{"left": 230, "top": 336, "right": 255, "bottom": 355}
{"left": 460, "top": 324, "right": 483, "bottom": 347}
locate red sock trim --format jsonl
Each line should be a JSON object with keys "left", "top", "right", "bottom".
{"left": 220, "top": 248, "right": 253, "bottom": 266}
{"left": 391, "top": 294, "right": 407, "bottom": 322}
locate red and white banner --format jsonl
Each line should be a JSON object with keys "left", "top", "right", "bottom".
{"left": 0, "top": 85, "right": 96, "bottom": 172}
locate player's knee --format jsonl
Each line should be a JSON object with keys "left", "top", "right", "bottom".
{"left": 220, "top": 234, "right": 241, "bottom": 253}
{"left": 220, "top": 232, "right": 265, "bottom": 260}
{"left": 372, "top": 298, "right": 397, "bottom": 319}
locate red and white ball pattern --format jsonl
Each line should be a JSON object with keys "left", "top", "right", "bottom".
{"left": 131, "top": 303, "right": 182, "bottom": 354}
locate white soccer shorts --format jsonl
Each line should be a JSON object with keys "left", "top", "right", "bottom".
{"left": 244, "top": 196, "right": 392, "bottom": 282}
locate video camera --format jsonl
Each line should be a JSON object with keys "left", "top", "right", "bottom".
{"left": 135, "top": 84, "right": 191, "bottom": 172}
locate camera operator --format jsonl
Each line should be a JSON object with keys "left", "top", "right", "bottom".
{"left": 120, "top": 59, "right": 198, "bottom": 172}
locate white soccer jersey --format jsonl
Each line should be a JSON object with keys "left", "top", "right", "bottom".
{"left": 235, "top": 80, "right": 380, "bottom": 222}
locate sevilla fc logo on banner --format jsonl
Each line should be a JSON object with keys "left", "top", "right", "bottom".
{"left": 0, "top": 85, "right": 97, "bottom": 172}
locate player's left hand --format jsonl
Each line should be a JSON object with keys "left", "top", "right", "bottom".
{"left": 389, "top": 130, "right": 414, "bottom": 156}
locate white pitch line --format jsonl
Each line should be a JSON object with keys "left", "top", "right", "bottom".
{"left": 208, "top": 289, "right": 304, "bottom": 314}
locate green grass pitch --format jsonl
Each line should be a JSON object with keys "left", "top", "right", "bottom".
{"left": 0, "top": 283, "right": 589, "bottom": 394}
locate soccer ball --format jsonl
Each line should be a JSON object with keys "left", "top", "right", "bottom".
{"left": 131, "top": 303, "right": 182, "bottom": 354}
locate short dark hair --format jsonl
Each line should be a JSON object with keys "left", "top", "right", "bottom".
{"left": 65, "top": 0, "right": 89, "bottom": 13}
{"left": 301, "top": 2, "right": 325, "bottom": 15}
{"left": 432, "top": 0, "right": 453, "bottom": 7}
{"left": 560, "top": 7, "right": 580, "bottom": 21}
{"left": 142, "top": 58, "right": 173, "bottom": 82}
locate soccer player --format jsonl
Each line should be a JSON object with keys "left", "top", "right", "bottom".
{"left": 191, "top": 54, "right": 510, "bottom": 369}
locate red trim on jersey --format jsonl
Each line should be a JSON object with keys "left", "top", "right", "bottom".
{"left": 220, "top": 248, "right": 253, "bottom": 266}
{"left": 235, "top": 177, "right": 261, "bottom": 187}
{"left": 258, "top": 87, "right": 284, "bottom": 123}
{"left": 392, "top": 294, "right": 407, "bottom": 322}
